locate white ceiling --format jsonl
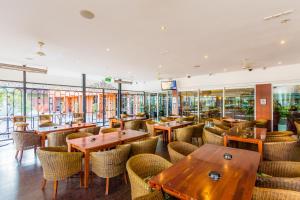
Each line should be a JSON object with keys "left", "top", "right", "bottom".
{"left": 0, "top": 0, "right": 299, "bottom": 81}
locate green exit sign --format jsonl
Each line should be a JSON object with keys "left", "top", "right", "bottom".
{"left": 104, "top": 77, "right": 112, "bottom": 83}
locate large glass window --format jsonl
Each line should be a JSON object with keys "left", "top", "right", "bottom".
{"left": 121, "top": 91, "right": 144, "bottom": 115}
{"left": 179, "top": 91, "right": 198, "bottom": 116}
{"left": 199, "top": 90, "right": 223, "bottom": 119}
{"left": 158, "top": 93, "right": 167, "bottom": 118}
{"left": 273, "top": 85, "right": 300, "bottom": 131}
{"left": 224, "top": 88, "right": 254, "bottom": 120}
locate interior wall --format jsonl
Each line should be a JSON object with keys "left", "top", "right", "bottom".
{"left": 255, "top": 84, "right": 272, "bottom": 130}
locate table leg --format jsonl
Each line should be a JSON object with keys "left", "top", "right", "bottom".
{"left": 84, "top": 151, "right": 90, "bottom": 188}
{"left": 258, "top": 141, "right": 263, "bottom": 160}
{"left": 121, "top": 121, "right": 124, "bottom": 130}
{"left": 41, "top": 134, "right": 46, "bottom": 148}
{"left": 168, "top": 129, "right": 172, "bottom": 143}
{"left": 223, "top": 136, "right": 228, "bottom": 147}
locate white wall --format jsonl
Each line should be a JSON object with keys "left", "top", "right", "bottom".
{"left": 126, "top": 63, "right": 300, "bottom": 92}
{"left": 176, "top": 63, "right": 300, "bottom": 91}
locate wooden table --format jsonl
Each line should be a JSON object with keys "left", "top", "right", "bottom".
{"left": 35, "top": 123, "right": 96, "bottom": 147}
{"left": 153, "top": 121, "right": 193, "bottom": 143}
{"left": 223, "top": 118, "right": 247, "bottom": 127}
{"left": 224, "top": 128, "right": 267, "bottom": 159}
{"left": 149, "top": 144, "right": 261, "bottom": 200}
{"left": 67, "top": 129, "right": 148, "bottom": 188}
{"left": 119, "top": 117, "right": 147, "bottom": 130}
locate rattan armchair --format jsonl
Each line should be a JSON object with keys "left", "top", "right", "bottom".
{"left": 252, "top": 187, "right": 300, "bottom": 200}
{"left": 295, "top": 121, "right": 300, "bottom": 138}
{"left": 66, "top": 132, "right": 93, "bottom": 140}
{"left": 126, "top": 154, "right": 172, "bottom": 199}
{"left": 263, "top": 139, "right": 300, "bottom": 161}
{"left": 175, "top": 126, "right": 194, "bottom": 143}
{"left": 202, "top": 127, "right": 224, "bottom": 146}
{"left": 91, "top": 144, "right": 131, "bottom": 195}
{"left": 145, "top": 121, "right": 163, "bottom": 137}
{"left": 99, "top": 127, "right": 120, "bottom": 134}
{"left": 72, "top": 112, "right": 84, "bottom": 124}
{"left": 47, "top": 130, "right": 75, "bottom": 147}
{"left": 12, "top": 116, "right": 28, "bottom": 131}
{"left": 168, "top": 141, "right": 198, "bottom": 163}
{"left": 37, "top": 147, "right": 83, "bottom": 199}
{"left": 133, "top": 190, "right": 164, "bottom": 200}
{"left": 79, "top": 126, "right": 101, "bottom": 135}
{"left": 125, "top": 120, "right": 142, "bottom": 130}
{"left": 256, "top": 161, "right": 300, "bottom": 192}
{"left": 12, "top": 131, "right": 41, "bottom": 163}
{"left": 39, "top": 114, "right": 57, "bottom": 127}
{"left": 255, "top": 119, "right": 268, "bottom": 129}
{"left": 266, "top": 131, "right": 294, "bottom": 137}
{"left": 129, "top": 136, "right": 159, "bottom": 156}
{"left": 233, "top": 121, "right": 254, "bottom": 130}
{"left": 191, "top": 123, "right": 205, "bottom": 146}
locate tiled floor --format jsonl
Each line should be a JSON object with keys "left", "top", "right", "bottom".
{"left": 0, "top": 138, "right": 169, "bottom": 200}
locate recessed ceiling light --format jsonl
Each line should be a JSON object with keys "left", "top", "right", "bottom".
{"left": 193, "top": 65, "right": 201, "bottom": 68}
{"left": 278, "top": 61, "right": 282, "bottom": 65}
{"left": 158, "top": 64, "right": 163, "bottom": 68}
{"left": 209, "top": 73, "right": 213, "bottom": 76}
{"left": 223, "top": 68, "right": 227, "bottom": 72}
{"left": 25, "top": 57, "right": 33, "bottom": 60}
{"left": 160, "top": 26, "right": 166, "bottom": 31}
{"left": 160, "top": 50, "right": 169, "bottom": 55}
{"left": 280, "top": 40, "right": 286, "bottom": 45}
{"left": 204, "top": 55, "right": 208, "bottom": 59}
{"left": 80, "top": 10, "right": 95, "bottom": 19}
{"left": 106, "top": 48, "right": 110, "bottom": 52}
{"left": 281, "top": 19, "right": 291, "bottom": 24}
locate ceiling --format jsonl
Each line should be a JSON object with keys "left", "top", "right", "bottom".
{"left": 0, "top": 0, "right": 299, "bottom": 81}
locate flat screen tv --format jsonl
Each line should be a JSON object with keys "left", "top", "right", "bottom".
{"left": 161, "top": 80, "right": 177, "bottom": 90}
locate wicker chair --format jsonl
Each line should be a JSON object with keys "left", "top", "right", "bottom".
{"left": 126, "top": 154, "right": 172, "bottom": 199}
{"left": 256, "top": 161, "right": 300, "bottom": 192}
{"left": 37, "top": 147, "right": 83, "bottom": 199}
{"left": 255, "top": 119, "right": 268, "bottom": 129}
{"left": 121, "top": 113, "right": 128, "bottom": 119}
{"left": 264, "top": 139, "right": 300, "bottom": 161}
{"left": 266, "top": 131, "right": 294, "bottom": 137}
{"left": 233, "top": 121, "right": 254, "bottom": 129}
{"left": 146, "top": 121, "right": 163, "bottom": 137}
{"left": 66, "top": 132, "right": 93, "bottom": 140}
{"left": 191, "top": 123, "right": 205, "bottom": 146}
{"left": 79, "top": 126, "right": 101, "bottom": 135}
{"left": 202, "top": 127, "right": 224, "bottom": 146}
{"left": 39, "top": 114, "right": 57, "bottom": 127}
{"left": 295, "top": 121, "right": 300, "bottom": 138}
{"left": 160, "top": 117, "right": 172, "bottom": 123}
{"left": 47, "top": 130, "right": 75, "bottom": 147}
{"left": 12, "top": 116, "right": 28, "bottom": 131}
{"left": 129, "top": 136, "right": 159, "bottom": 156}
{"left": 168, "top": 141, "right": 198, "bottom": 163}
{"left": 72, "top": 112, "right": 84, "bottom": 123}
{"left": 175, "top": 126, "right": 194, "bottom": 143}
{"left": 91, "top": 144, "right": 131, "bottom": 195}
{"left": 136, "top": 112, "right": 146, "bottom": 117}
{"left": 214, "top": 124, "right": 230, "bottom": 132}
{"left": 99, "top": 127, "right": 120, "bottom": 134}
{"left": 133, "top": 190, "right": 164, "bottom": 200}
{"left": 12, "top": 131, "right": 41, "bottom": 163}
{"left": 252, "top": 187, "right": 300, "bottom": 200}
{"left": 125, "top": 120, "right": 142, "bottom": 131}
